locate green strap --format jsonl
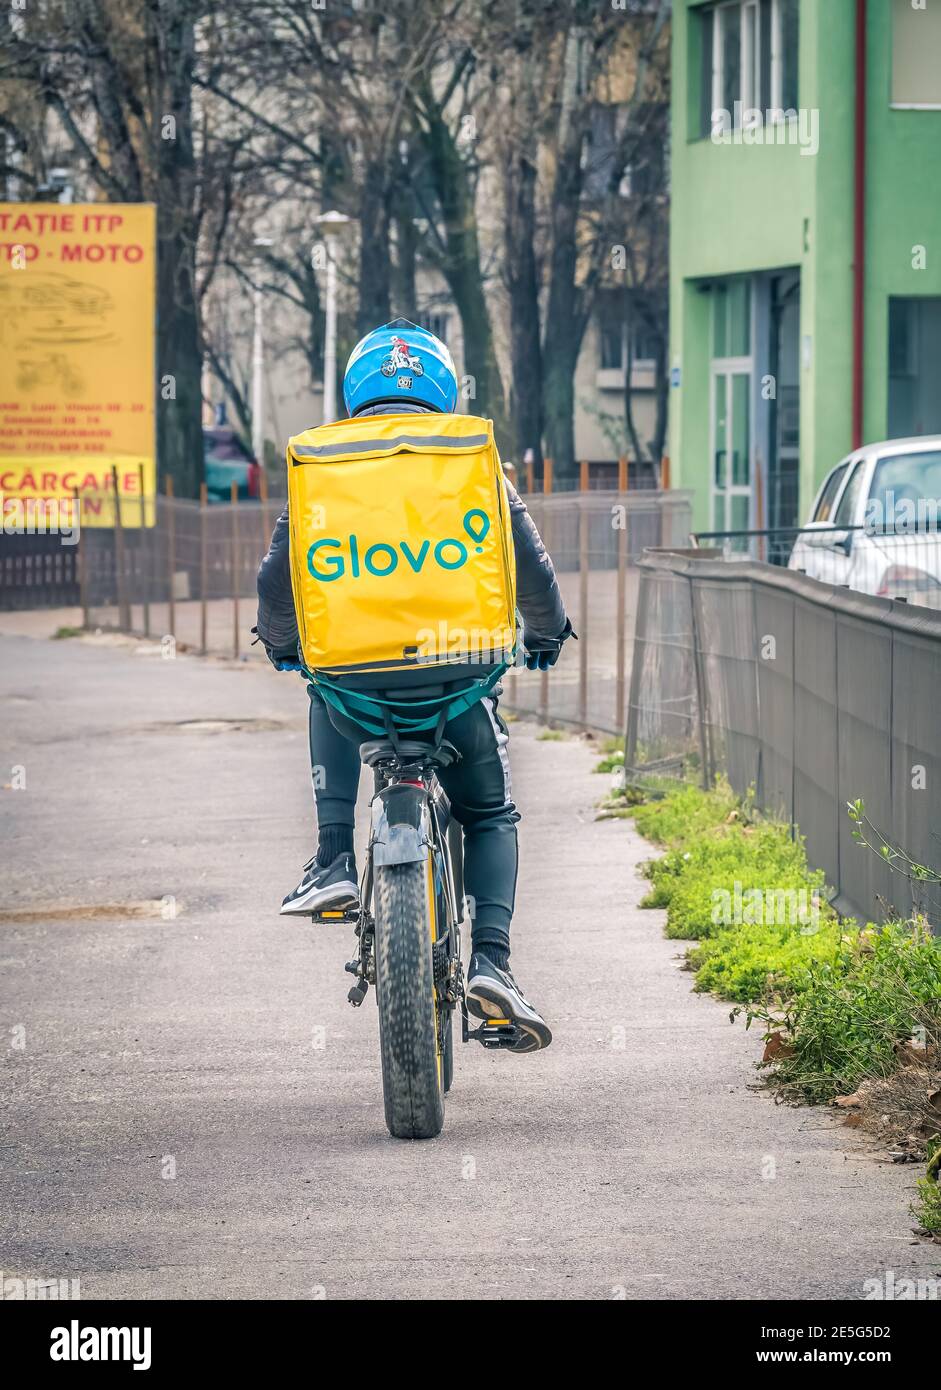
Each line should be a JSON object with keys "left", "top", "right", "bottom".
{"left": 306, "top": 665, "right": 507, "bottom": 737}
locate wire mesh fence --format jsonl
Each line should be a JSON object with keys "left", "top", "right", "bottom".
{"left": 79, "top": 488, "right": 281, "bottom": 658}
{"left": 504, "top": 490, "right": 692, "bottom": 734}
{"left": 626, "top": 548, "right": 941, "bottom": 926}
{"left": 693, "top": 522, "right": 941, "bottom": 607}
{"left": 59, "top": 479, "right": 692, "bottom": 736}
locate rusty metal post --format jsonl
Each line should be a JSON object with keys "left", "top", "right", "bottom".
{"left": 615, "top": 496, "right": 627, "bottom": 731}
{"left": 660, "top": 455, "right": 670, "bottom": 490}
{"left": 199, "top": 481, "right": 208, "bottom": 654}
{"left": 579, "top": 459, "right": 589, "bottom": 493}
{"left": 577, "top": 496, "right": 589, "bottom": 727}
{"left": 74, "top": 487, "right": 89, "bottom": 629}
{"left": 526, "top": 456, "right": 535, "bottom": 495}
{"left": 165, "top": 475, "right": 176, "bottom": 641}
{"left": 539, "top": 465, "right": 553, "bottom": 722}
{"left": 230, "top": 479, "right": 240, "bottom": 659}
{"left": 618, "top": 456, "right": 628, "bottom": 492}
{"left": 259, "top": 467, "right": 271, "bottom": 549}
{"left": 111, "top": 464, "right": 129, "bottom": 631}
{"left": 138, "top": 462, "right": 150, "bottom": 637}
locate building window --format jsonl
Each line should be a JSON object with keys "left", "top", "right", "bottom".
{"left": 892, "top": 0, "right": 941, "bottom": 107}
{"left": 712, "top": 278, "right": 752, "bottom": 359}
{"left": 699, "top": 0, "right": 799, "bottom": 136}
{"left": 630, "top": 326, "right": 659, "bottom": 366}
{"left": 772, "top": 0, "right": 799, "bottom": 111}
{"left": 418, "top": 312, "right": 449, "bottom": 344}
{"left": 603, "top": 318, "right": 622, "bottom": 369}
{"left": 888, "top": 298, "right": 941, "bottom": 437}
{"left": 598, "top": 296, "right": 659, "bottom": 374}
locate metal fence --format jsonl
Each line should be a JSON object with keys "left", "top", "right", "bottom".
{"left": 0, "top": 531, "right": 80, "bottom": 610}
{"left": 24, "top": 480, "right": 692, "bottom": 737}
{"left": 693, "top": 522, "right": 941, "bottom": 608}
{"left": 76, "top": 489, "right": 282, "bottom": 657}
{"left": 626, "top": 548, "right": 941, "bottom": 926}
{"left": 503, "top": 489, "right": 692, "bottom": 734}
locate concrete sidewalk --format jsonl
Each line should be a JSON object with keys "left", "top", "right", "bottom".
{"left": 0, "top": 631, "right": 936, "bottom": 1300}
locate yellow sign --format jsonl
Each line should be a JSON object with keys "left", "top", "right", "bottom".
{"left": 0, "top": 203, "right": 156, "bottom": 527}
{"left": 0, "top": 454, "right": 156, "bottom": 530}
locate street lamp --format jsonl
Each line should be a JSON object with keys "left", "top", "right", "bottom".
{"left": 315, "top": 210, "right": 351, "bottom": 424}
{"left": 251, "top": 236, "right": 274, "bottom": 465}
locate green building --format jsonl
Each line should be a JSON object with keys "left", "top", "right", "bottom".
{"left": 669, "top": 0, "right": 941, "bottom": 535}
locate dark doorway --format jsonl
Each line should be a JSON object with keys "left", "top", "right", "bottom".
{"left": 768, "top": 272, "right": 800, "bottom": 531}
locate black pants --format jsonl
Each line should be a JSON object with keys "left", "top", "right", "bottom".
{"left": 308, "top": 685, "right": 519, "bottom": 954}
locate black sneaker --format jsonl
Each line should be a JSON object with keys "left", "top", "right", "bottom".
{"left": 465, "top": 952, "right": 552, "bottom": 1054}
{"left": 280, "top": 852, "right": 359, "bottom": 917}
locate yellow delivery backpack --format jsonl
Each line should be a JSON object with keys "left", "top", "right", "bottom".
{"left": 286, "top": 412, "right": 517, "bottom": 737}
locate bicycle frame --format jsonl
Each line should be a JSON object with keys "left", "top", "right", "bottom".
{"left": 345, "top": 743, "right": 463, "bottom": 1021}
{"left": 339, "top": 738, "right": 523, "bottom": 1053}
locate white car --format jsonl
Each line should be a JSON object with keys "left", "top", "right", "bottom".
{"left": 788, "top": 436, "right": 941, "bottom": 607}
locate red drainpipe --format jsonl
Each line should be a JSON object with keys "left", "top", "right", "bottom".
{"left": 851, "top": 0, "right": 867, "bottom": 450}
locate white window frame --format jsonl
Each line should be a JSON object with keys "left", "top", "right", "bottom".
{"left": 741, "top": 0, "right": 760, "bottom": 112}
{"left": 891, "top": 0, "right": 941, "bottom": 110}
{"left": 710, "top": 359, "right": 755, "bottom": 533}
{"left": 770, "top": 0, "right": 799, "bottom": 118}
{"left": 712, "top": 0, "right": 762, "bottom": 131}
{"left": 710, "top": 276, "right": 756, "bottom": 534}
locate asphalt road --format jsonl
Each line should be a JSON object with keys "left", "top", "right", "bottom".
{"left": 1, "top": 632, "right": 938, "bottom": 1300}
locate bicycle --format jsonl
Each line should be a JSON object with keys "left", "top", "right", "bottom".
{"left": 309, "top": 730, "right": 523, "bottom": 1141}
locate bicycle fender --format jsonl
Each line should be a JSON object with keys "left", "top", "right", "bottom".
{"left": 370, "top": 783, "right": 432, "bottom": 866}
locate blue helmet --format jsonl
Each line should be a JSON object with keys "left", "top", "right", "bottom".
{"left": 343, "top": 318, "right": 458, "bottom": 416}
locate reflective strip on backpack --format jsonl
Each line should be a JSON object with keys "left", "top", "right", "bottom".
{"left": 292, "top": 433, "right": 490, "bottom": 460}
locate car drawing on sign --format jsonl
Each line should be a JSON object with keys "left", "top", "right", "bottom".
{"left": 0, "top": 272, "right": 114, "bottom": 345}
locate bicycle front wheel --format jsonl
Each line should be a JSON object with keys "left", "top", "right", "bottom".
{"left": 374, "top": 859, "right": 445, "bottom": 1139}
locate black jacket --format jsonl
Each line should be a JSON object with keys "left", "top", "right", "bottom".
{"left": 256, "top": 419, "right": 570, "bottom": 659}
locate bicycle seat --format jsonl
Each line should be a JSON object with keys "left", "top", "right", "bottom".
{"left": 359, "top": 738, "right": 459, "bottom": 768}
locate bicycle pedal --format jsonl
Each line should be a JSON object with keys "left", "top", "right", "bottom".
{"left": 310, "top": 907, "right": 359, "bottom": 926}
{"left": 469, "top": 1018, "right": 522, "bottom": 1050}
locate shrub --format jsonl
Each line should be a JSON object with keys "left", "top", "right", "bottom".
{"left": 631, "top": 780, "right": 740, "bottom": 848}
{"left": 689, "top": 918, "right": 847, "bottom": 1004}
{"left": 759, "top": 921, "right": 941, "bottom": 1104}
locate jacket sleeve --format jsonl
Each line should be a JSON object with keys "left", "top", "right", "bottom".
{"left": 504, "top": 479, "right": 570, "bottom": 645}
{"left": 255, "top": 504, "right": 300, "bottom": 655}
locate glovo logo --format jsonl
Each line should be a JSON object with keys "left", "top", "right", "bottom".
{"left": 307, "top": 508, "right": 491, "bottom": 583}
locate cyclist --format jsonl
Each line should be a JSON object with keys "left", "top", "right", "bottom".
{"left": 256, "top": 319, "right": 572, "bottom": 1053}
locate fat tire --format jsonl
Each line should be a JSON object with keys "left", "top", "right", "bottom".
{"left": 374, "top": 861, "right": 445, "bottom": 1139}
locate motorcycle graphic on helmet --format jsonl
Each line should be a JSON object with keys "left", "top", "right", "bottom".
{"left": 380, "top": 336, "right": 424, "bottom": 378}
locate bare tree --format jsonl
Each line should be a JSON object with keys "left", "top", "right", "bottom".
{"left": 1, "top": 0, "right": 212, "bottom": 495}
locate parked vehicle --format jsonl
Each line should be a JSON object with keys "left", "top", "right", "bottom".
{"left": 788, "top": 436, "right": 941, "bottom": 607}
{"left": 203, "top": 427, "right": 262, "bottom": 503}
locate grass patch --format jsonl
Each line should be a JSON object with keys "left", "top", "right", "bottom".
{"left": 628, "top": 781, "right": 838, "bottom": 999}
{"left": 53, "top": 625, "right": 83, "bottom": 640}
{"left": 912, "top": 1145, "right": 941, "bottom": 1235}
{"left": 537, "top": 728, "right": 567, "bottom": 741}
{"left": 632, "top": 778, "right": 742, "bottom": 849}
{"left": 625, "top": 780, "right": 941, "bottom": 1209}
{"left": 593, "top": 737, "right": 624, "bottom": 773}
{"left": 748, "top": 920, "right": 941, "bottom": 1104}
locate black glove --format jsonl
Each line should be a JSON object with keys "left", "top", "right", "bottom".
{"left": 253, "top": 628, "right": 304, "bottom": 673}
{"left": 523, "top": 617, "right": 575, "bottom": 671}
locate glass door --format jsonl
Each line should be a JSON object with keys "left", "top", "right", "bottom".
{"left": 712, "top": 367, "right": 752, "bottom": 538}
